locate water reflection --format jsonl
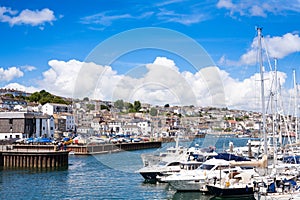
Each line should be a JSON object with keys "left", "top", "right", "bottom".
{"left": 171, "top": 192, "right": 256, "bottom": 200}
{"left": 171, "top": 192, "right": 214, "bottom": 200}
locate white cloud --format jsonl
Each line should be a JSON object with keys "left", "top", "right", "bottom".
{"left": 217, "top": 0, "right": 235, "bottom": 10}
{"left": 220, "top": 70, "right": 288, "bottom": 111}
{"left": 40, "top": 59, "right": 86, "bottom": 97}
{"left": 264, "top": 33, "right": 300, "bottom": 59}
{"left": 0, "top": 7, "right": 56, "bottom": 27}
{"left": 157, "top": 9, "right": 208, "bottom": 25}
{"left": 0, "top": 66, "right": 23, "bottom": 82}
{"left": 7, "top": 57, "right": 294, "bottom": 112}
{"left": 3, "top": 83, "right": 38, "bottom": 93}
{"left": 216, "top": 0, "right": 300, "bottom": 17}
{"left": 220, "top": 32, "right": 300, "bottom": 66}
{"left": 80, "top": 12, "right": 132, "bottom": 26}
{"left": 21, "top": 65, "right": 36, "bottom": 72}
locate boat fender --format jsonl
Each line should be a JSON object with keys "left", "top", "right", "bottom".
{"left": 225, "top": 181, "right": 230, "bottom": 187}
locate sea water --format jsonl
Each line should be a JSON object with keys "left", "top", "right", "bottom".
{"left": 0, "top": 136, "right": 255, "bottom": 200}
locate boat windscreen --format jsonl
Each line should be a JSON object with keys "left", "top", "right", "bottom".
{"left": 198, "top": 164, "right": 214, "bottom": 170}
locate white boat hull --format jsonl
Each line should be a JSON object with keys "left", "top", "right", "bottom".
{"left": 254, "top": 192, "right": 299, "bottom": 200}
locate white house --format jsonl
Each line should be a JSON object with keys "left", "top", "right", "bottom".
{"left": 122, "top": 124, "right": 140, "bottom": 135}
{"left": 107, "top": 121, "right": 124, "bottom": 134}
{"left": 42, "top": 103, "right": 72, "bottom": 115}
{"left": 125, "top": 119, "right": 151, "bottom": 135}
{"left": 60, "top": 113, "right": 76, "bottom": 132}
{"left": 137, "top": 121, "right": 151, "bottom": 135}
{"left": 34, "top": 115, "right": 55, "bottom": 138}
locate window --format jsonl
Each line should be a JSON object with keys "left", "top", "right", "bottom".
{"left": 9, "top": 118, "right": 13, "bottom": 124}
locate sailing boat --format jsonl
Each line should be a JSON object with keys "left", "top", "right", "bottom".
{"left": 252, "top": 28, "right": 300, "bottom": 200}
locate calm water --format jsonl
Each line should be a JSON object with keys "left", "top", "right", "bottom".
{"left": 0, "top": 136, "right": 256, "bottom": 200}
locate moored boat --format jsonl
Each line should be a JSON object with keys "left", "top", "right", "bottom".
{"left": 206, "top": 171, "right": 255, "bottom": 197}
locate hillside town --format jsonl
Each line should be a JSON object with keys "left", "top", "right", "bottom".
{"left": 0, "top": 88, "right": 298, "bottom": 142}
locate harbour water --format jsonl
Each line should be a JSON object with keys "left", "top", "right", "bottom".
{"left": 0, "top": 136, "right": 256, "bottom": 200}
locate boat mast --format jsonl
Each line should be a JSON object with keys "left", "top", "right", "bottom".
{"left": 293, "top": 69, "right": 298, "bottom": 142}
{"left": 273, "top": 58, "right": 278, "bottom": 167}
{"left": 257, "top": 27, "right": 268, "bottom": 156}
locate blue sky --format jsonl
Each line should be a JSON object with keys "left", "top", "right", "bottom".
{"left": 1, "top": 0, "right": 300, "bottom": 111}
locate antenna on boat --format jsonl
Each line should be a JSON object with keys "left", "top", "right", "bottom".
{"left": 257, "top": 27, "right": 268, "bottom": 157}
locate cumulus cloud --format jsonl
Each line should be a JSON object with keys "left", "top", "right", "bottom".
{"left": 220, "top": 32, "right": 300, "bottom": 66}
{"left": 3, "top": 83, "right": 38, "bottom": 93}
{"left": 5, "top": 57, "right": 293, "bottom": 112}
{"left": 220, "top": 70, "right": 288, "bottom": 111}
{"left": 40, "top": 59, "right": 86, "bottom": 97}
{"left": 0, "top": 66, "right": 23, "bottom": 82}
{"left": 115, "top": 56, "right": 199, "bottom": 105}
{"left": 0, "top": 6, "right": 56, "bottom": 27}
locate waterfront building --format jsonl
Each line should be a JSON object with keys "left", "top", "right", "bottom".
{"left": 0, "top": 111, "right": 54, "bottom": 139}
{"left": 91, "top": 118, "right": 102, "bottom": 133}
{"left": 122, "top": 124, "right": 141, "bottom": 135}
{"left": 107, "top": 120, "right": 124, "bottom": 134}
{"left": 137, "top": 120, "right": 151, "bottom": 135}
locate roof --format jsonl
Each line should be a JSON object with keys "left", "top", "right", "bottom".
{"left": 0, "top": 111, "right": 51, "bottom": 119}
{"left": 44, "top": 103, "right": 71, "bottom": 107}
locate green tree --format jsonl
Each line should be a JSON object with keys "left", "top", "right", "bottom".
{"left": 86, "top": 104, "right": 95, "bottom": 111}
{"left": 133, "top": 100, "right": 141, "bottom": 112}
{"left": 27, "top": 90, "right": 69, "bottom": 105}
{"left": 52, "top": 96, "right": 66, "bottom": 104}
{"left": 124, "top": 102, "right": 133, "bottom": 111}
{"left": 101, "top": 104, "right": 110, "bottom": 111}
{"left": 4, "top": 93, "right": 14, "bottom": 98}
{"left": 28, "top": 91, "right": 41, "bottom": 102}
{"left": 149, "top": 107, "right": 158, "bottom": 116}
{"left": 114, "top": 99, "right": 124, "bottom": 110}
{"left": 164, "top": 104, "right": 170, "bottom": 108}
{"left": 39, "top": 97, "right": 51, "bottom": 105}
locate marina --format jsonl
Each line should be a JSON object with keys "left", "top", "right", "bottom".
{"left": 0, "top": 2, "right": 300, "bottom": 200}
{"left": 1, "top": 137, "right": 255, "bottom": 200}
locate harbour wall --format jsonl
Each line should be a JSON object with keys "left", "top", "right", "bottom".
{"left": 0, "top": 141, "right": 161, "bottom": 169}
{"left": 68, "top": 141, "right": 162, "bottom": 155}
{"left": 0, "top": 150, "right": 69, "bottom": 169}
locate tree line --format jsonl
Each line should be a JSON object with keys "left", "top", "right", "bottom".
{"left": 27, "top": 90, "right": 70, "bottom": 105}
